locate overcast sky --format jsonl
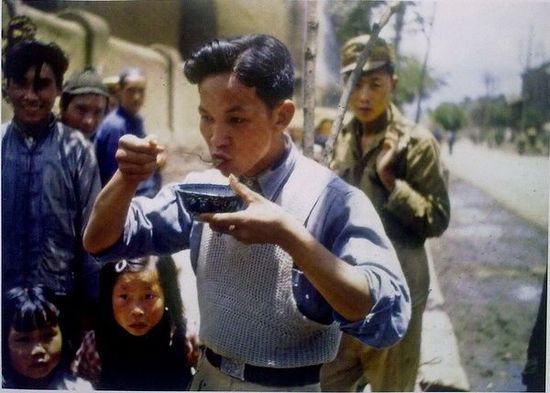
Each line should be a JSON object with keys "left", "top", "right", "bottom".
{"left": 393, "top": 0, "right": 550, "bottom": 117}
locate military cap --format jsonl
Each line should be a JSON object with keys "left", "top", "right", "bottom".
{"left": 340, "top": 34, "right": 395, "bottom": 74}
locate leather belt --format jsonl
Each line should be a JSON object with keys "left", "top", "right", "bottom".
{"left": 205, "top": 347, "right": 321, "bottom": 387}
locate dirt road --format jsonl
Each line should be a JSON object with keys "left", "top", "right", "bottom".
{"left": 430, "top": 140, "right": 547, "bottom": 391}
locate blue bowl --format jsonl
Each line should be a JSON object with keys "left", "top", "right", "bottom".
{"left": 174, "top": 183, "right": 244, "bottom": 215}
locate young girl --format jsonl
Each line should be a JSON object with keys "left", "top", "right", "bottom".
{"left": 73, "top": 255, "right": 192, "bottom": 390}
{"left": 2, "top": 285, "right": 92, "bottom": 390}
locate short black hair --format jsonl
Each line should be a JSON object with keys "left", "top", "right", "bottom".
{"left": 184, "top": 34, "right": 294, "bottom": 108}
{"left": 2, "top": 285, "right": 59, "bottom": 333}
{"left": 4, "top": 40, "right": 69, "bottom": 89}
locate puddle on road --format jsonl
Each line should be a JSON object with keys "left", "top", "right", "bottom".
{"left": 512, "top": 284, "right": 542, "bottom": 302}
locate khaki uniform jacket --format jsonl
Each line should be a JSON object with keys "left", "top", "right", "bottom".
{"left": 330, "top": 104, "right": 450, "bottom": 306}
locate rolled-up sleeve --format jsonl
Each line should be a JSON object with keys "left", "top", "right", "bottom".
{"left": 312, "top": 183, "right": 411, "bottom": 348}
{"left": 93, "top": 184, "right": 193, "bottom": 263}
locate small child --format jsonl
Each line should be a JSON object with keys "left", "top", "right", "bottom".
{"left": 2, "top": 285, "right": 92, "bottom": 390}
{"left": 72, "top": 255, "right": 192, "bottom": 390}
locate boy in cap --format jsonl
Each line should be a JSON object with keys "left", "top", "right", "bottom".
{"left": 2, "top": 39, "right": 102, "bottom": 355}
{"left": 321, "top": 35, "right": 450, "bottom": 391}
{"left": 83, "top": 34, "right": 411, "bottom": 391}
{"left": 60, "top": 67, "right": 110, "bottom": 141}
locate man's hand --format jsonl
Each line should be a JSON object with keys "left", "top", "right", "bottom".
{"left": 376, "top": 134, "right": 398, "bottom": 192}
{"left": 201, "top": 175, "right": 374, "bottom": 321}
{"left": 116, "top": 134, "right": 165, "bottom": 183}
{"left": 199, "top": 175, "right": 296, "bottom": 247}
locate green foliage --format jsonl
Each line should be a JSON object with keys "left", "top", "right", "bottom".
{"left": 469, "top": 96, "right": 511, "bottom": 129}
{"left": 523, "top": 106, "right": 547, "bottom": 130}
{"left": 393, "top": 54, "right": 445, "bottom": 107}
{"left": 432, "top": 102, "right": 467, "bottom": 131}
{"left": 327, "top": 0, "right": 385, "bottom": 45}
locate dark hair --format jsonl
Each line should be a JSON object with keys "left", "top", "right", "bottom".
{"left": 2, "top": 285, "right": 61, "bottom": 383}
{"left": 2, "top": 284, "right": 59, "bottom": 332}
{"left": 96, "top": 256, "right": 190, "bottom": 390}
{"left": 184, "top": 34, "right": 294, "bottom": 108}
{"left": 118, "top": 67, "right": 146, "bottom": 89}
{"left": 4, "top": 40, "right": 69, "bottom": 89}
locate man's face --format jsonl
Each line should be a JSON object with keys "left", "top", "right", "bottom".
{"left": 61, "top": 94, "right": 108, "bottom": 138}
{"left": 349, "top": 69, "right": 396, "bottom": 124}
{"left": 8, "top": 324, "right": 62, "bottom": 379}
{"left": 198, "top": 72, "right": 287, "bottom": 177}
{"left": 6, "top": 64, "right": 60, "bottom": 129}
{"left": 119, "top": 75, "right": 146, "bottom": 115}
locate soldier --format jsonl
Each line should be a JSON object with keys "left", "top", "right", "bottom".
{"left": 322, "top": 34, "right": 451, "bottom": 391}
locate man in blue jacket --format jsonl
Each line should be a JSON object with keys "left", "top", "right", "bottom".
{"left": 95, "top": 68, "right": 165, "bottom": 197}
{"left": 2, "top": 39, "right": 102, "bottom": 354}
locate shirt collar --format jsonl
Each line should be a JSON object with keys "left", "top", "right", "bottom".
{"left": 11, "top": 114, "right": 57, "bottom": 145}
{"left": 241, "top": 133, "right": 297, "bottom": 202}
{"left": 344, "top": 104, "right": 406, "bottom": 158}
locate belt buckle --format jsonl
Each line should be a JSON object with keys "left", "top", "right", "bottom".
{"left": 220, "top": 356, "right": 246, "bottom": 381}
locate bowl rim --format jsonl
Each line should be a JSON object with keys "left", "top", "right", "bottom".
{"left": 174, "top": 183, "right": 238, "bottom": 198}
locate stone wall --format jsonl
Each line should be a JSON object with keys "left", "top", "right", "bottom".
{"left": 2, "top": 3, "right": 202, "bottom": 148}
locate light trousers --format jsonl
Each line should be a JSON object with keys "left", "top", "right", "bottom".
{"left": 320, "top": 297, "right": 425, "bottom": 392}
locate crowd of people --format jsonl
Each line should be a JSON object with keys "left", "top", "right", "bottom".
{"left": 1, "top": 13, "right": 543, "bottom": 393}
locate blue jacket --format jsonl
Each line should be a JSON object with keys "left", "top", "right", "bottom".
{"left": 95, "top": 107, "right": 161, "bottom": 197}
{"left": 2, "top": 117, "right": 101, "bottom": 299}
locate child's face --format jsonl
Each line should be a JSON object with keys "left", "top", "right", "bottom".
{"left": 8, "top": 324, "right": 62, "bottom": 379}
{"left": 112, "top": 268, "right": 165, "bottom": 336}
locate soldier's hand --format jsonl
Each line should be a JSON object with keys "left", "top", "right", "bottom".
{"left": 376, "top": 134, "right": 398, "bottom": 192}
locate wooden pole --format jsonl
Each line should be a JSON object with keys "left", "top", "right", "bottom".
{"left": 322, "top": 1, "right": 401, "bottom": 166}
{"left": 302, "top": 0, "right": 319, "bottom": 159}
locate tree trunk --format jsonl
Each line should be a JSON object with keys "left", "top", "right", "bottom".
{"left": 392, "top": 2, "right": 407, "bottom": 70}
{"left": 302, "top": 0, "right": 318, "bottom": 159}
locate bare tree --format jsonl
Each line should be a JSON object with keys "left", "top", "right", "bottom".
{"left": 392, "top": 1, "right": 407, "bottom": 70}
